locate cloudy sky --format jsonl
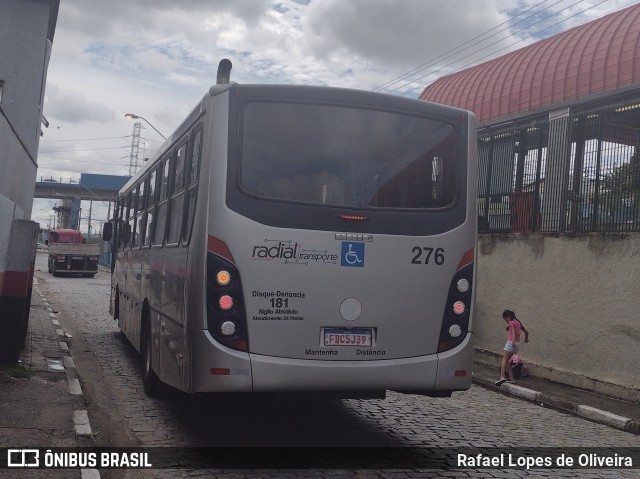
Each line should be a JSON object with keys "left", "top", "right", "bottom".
{"left": 34, "top": 0, "right": 635, "bottom": 229}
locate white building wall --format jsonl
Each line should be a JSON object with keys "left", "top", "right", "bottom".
{"left": 474, "top": 233, "right": 640, "bottom": 400}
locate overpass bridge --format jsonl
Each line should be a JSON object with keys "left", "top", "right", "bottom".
{"left": 35, "top": 173, "right": 130, "bottom": 230}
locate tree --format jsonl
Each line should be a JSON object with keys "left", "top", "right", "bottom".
{"left": 600, "top": 147, "right": 640, "bottom": 227}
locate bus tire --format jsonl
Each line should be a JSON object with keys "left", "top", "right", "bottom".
{"left": 141, "top": 319, "right": 160, "bottom": 397}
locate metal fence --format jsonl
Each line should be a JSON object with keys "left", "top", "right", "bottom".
{"left": 477, "top": 98, "right": 640, "bottom": 233}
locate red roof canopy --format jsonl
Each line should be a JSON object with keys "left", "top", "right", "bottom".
{"left": 420, "top": 4, "right": 640, "bottom": 123}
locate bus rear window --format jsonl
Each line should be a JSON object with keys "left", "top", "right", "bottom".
{"left": 240, "top": 102, "right": 458, "bottom": 209}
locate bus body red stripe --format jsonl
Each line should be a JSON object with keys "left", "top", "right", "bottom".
{"left": 456, "top": 248, "right": 474, "bottom": 271}
{"left": 207, "top": 235, "right": 235, "bottom": 264}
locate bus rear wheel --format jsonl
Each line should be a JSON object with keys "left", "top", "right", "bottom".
{"left": 141, "top": 322, "right": 160, "bottom": 396}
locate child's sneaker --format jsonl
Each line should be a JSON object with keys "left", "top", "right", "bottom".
{"left": 495, "top": 378, "right": 507, "bottom": 386}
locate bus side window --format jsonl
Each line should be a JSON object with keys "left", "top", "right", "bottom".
{"left": 185, "top": 128, "right": 201, "bottom": 186}
{"left": 159, "top": 157, "right": 170, "bottom": 201}
{"left": 182, "top": 128, "right": 202, "bottom": 244}
{"left": 138, "top": 178, "right": 147, "bottom": 211}
{"left": 144, "top": 208, "right": 155, "bottom": 247}
{"left": 174, "top": 142, "right": 187, "bottom": 192}
{"left": 123, "top": 193, "right": 132, "bottom": 249}
{"left": 153, "top": 159, "right": 170, "bottom": 247}
{"left": 166, "top": 154, "right": 176, "bottom": 198}
{"left": 116, "top": 201, "right": 124, "bottom": 250}
{"left": 130, "top": 185, "right": 140, "bottom": 249}
{"left": 167, "top": 192, "right": 184, "bottom": 245}
{"left": 145, "top": 169, "right": 158, "bottom": 247}
{"left": 148, "top": 169, "right": 157, "bottom": 207}
{"left": 167, "top": 141, "right": 188, "bottom": 245}
{"left": 154, "top": 203, "right": 168, "bottom": 246}
{"left": 137, "top": 211, "right": 146, "bottom": 247}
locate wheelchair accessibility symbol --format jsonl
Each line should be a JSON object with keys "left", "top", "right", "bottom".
{"left": 341, "top": 242, "right": 365, "bottom": 267}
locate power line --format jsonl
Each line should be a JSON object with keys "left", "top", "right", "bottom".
{"left": 384, "top": 0, "right": 613, "bottom": 96}
{"left": 40, "top": 135, "right": 131, "bottom": 142}
{"left": 38, "top": 154, "right": 130, "bottom": 162}
{"left": 372, "top": 0, "right": 559, "bottom": 92}
{"left": 139, "top": 136, "right": 164, "bottom": 143}
{"left": 382, "top": 0, "right": 593, "bottom": 95}
{"left": 39, "top": 146, "right": 129, "bottom": 153}
{"left": 38, "top": 160, "right": 130, "bottom": 167}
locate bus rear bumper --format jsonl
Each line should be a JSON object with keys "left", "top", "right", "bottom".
{"left": 249, "top": 333, "right": 474, "bottom": 394}
{"left": 434, "top": 332, "right": 474, "bottom": 391}
{"left": 192, "top": 331, "right": 473, "bottom": 394}
{"left": 250, "top": 353, "right": 439, "bottom": 392}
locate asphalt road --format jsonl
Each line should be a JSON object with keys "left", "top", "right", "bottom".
{"left": 32, "top": 251, "right": 640, "bottom": 478}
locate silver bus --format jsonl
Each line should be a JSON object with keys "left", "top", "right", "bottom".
{"left": 104, "top": 60, "right": 477, "bottom": 399}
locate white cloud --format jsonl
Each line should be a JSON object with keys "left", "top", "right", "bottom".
{"left": 45, "top": 84, "right": 116, "bottom": 123}
{"left": 39, "top": 0, "right": 637, "bottom": 180}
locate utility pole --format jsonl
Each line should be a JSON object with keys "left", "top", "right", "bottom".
{"left": 128, "top": 121, "right": 142, "bottom": 175}
{"left": 87, "top": 200, "right": 93, "bottom": 238}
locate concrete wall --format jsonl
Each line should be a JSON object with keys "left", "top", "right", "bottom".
{"left": 0, "top": 0, "right": 58, "bottom": 361}
{"left": 474, "top": 233, "right": 640, "bottom": 401}
{"left": 0, "top": 0, "right": 53, "bottom": 161}
{"left": 0, "top": 0, "right": 57, "bottom": 243}
{"left": 0, "top": 113, "right": 34, "bottom": 220}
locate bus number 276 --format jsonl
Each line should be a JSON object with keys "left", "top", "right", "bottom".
{"left": 411, "top": 247, "right": 445, "bottom": 265}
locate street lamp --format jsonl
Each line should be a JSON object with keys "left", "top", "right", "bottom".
{"left": 124, "top": 113, "right": 166, "bottom": 140}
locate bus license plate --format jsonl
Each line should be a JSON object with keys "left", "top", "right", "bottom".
{"left": 323, "top": 328, "right": 372, "bottom": 347}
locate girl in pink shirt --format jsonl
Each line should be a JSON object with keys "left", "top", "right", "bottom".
{"left": 496, "top": 309, "right": 529, "bottom": 386}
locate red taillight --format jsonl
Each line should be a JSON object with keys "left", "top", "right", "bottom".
{"left": 210, "top": 368, "right": 230, "bottom": 375}
{"left": 453, "top": 301, "right": 466, "bottom": 315}
{"left": 454, "top": 369, "right": 467, "bottom": 377}
{"left": 218, "top": 295, "right": 233, "bottom": 310}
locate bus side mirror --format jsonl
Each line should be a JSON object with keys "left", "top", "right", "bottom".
{"left": 44, "top": 240, "right": 49, "bottom": 246}
{"left": 102, "top": 222, "right": 113, "bottom": 241}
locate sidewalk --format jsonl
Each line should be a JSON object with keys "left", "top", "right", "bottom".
{"left": 472, "top": 362, "right": 640, "bottom": 435}
{"left": 0, "top": 279, "right": 96, "bottom": 478}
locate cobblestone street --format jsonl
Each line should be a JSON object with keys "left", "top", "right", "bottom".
{"left": 32, "top": 252, "right": 640, "bottom": 478}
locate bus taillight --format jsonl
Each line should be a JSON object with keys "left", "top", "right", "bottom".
{"left": 456, "top": 278, "right": 470, "bottom": 293}
{"left": 449, "top": 324, "right": 462, "bottom": 338}
{"left": 220, "top": 320, "right": 236, "bottom": 335}
{"left": 437, "top": 249, "right": 474, "bottom": 353}
{"left": 216, "top": 270, "right": 231, "bottom": 286}
{"left": 218, "top": 295, "right": 234, "bottom": 310}
{"left": 206, "top": 248, "right": 248, "bottom": 352}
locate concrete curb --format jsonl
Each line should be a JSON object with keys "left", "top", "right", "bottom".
{"left": 472, "top": 376, "right": 640, "bottom": 435}
{"left": 577, "top": 405, "right": 635, "bottom": 432}
{"left": 34, "top": 285, "right": 102, "bottom": 479}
